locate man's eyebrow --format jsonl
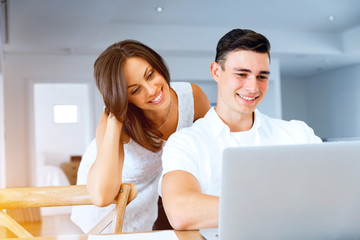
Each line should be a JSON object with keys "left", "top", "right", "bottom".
{"left": 234, "top": 68, "right": 270, "bottom": 75}
{"left": 234, "top": 68, "right": 251, "bottom": 72}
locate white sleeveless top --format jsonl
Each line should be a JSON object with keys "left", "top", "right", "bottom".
{"left": 71, "top": 82, "right": 194, "bottom": 233}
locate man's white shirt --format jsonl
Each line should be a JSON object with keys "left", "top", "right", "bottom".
{"left": 159, "top": 107, "right": 322, "bottom": 196}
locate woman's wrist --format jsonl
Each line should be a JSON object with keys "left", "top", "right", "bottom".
{"left": 105, "top": 114, "right": 123, "bottom": 134}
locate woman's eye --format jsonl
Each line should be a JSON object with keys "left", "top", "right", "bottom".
{"left": 131, "top": 88, "right": 140, "bottom": 95}
{"left": 147, "top": 71, "right": 154, "bottom": 79}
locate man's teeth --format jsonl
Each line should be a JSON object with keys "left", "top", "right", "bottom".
{"left": 238, "top": 94, "right": 256, "bottom": 101}
{"left": 151, "top": 91, "right": 162, "bottom": 102}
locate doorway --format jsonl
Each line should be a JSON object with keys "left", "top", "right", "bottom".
{"left": 32, "top": 83, "right": 92, "bottom": 187}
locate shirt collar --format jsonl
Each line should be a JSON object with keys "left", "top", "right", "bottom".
{"left": 206, "top": 107, "right": 262, "bottom": 138}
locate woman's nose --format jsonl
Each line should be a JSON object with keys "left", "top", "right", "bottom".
{"left": 145, "top": 82, "right": 157, "bottom": 96}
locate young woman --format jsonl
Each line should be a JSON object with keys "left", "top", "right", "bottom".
{"left": 71, "top": 40, "right": 211, "bottom": 232}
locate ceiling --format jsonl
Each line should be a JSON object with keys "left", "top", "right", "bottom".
{"left": 1, "top": 0, "right": 360, "bottom": 78}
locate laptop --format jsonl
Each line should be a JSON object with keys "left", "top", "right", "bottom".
{"left": 201, "top": 141, "right": 360, "bottom": 240}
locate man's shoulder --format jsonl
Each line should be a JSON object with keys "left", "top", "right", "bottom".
{"left": 258, "top": 111, "right": 319, "bottom": 141}
{"left": 260, "top": 113, "right": 310, "bottom": 130}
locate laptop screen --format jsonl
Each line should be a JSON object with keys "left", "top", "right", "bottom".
{"left": 219, "top": 141, "right": 360, "bottom": 240}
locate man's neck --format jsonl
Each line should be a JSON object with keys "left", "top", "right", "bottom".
{"left": 215, "top": 107, "right": 254, "bottom": 132}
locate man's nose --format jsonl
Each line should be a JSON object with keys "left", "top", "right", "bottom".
{"left": 244, "top": 76, "right": 258, "bottom": 92}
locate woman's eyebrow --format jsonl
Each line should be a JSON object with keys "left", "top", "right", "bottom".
{"left": 127, "top": 84, "right": 137, "bottom": 89}
{"left": 143, "top": 66, "right": 150, "bottom": 78}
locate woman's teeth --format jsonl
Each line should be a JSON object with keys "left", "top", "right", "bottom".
{"left": 151, "top": 90, "right": 162, "bottom": 103}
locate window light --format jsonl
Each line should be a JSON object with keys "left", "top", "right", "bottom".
{"left": 53, "top": 105, "right": 78, "bottom": 123}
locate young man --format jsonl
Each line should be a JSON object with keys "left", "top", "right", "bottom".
{"left": 159, "top": 29, "right": 322, "bottom": 230}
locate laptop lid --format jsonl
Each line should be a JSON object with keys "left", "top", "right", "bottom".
{"left": 219, "top": 141, "right": 360, "bottom": 240}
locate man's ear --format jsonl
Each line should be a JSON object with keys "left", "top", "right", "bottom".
{"left": 210, "top": 61, "right": 221, "bottom": 83}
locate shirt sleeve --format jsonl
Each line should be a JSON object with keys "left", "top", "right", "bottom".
{"left": 303, "top": 123, "right": 323, "bottom": 143}
{"left": 158, "top": 128, "right": 200, "bottom": 196}
{"left": 289, "top": 120, "right": 323, "bottom": 144}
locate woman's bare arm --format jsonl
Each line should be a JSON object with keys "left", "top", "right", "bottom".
{"left": 87, "top": 113, "right": 126, "bottom": 207}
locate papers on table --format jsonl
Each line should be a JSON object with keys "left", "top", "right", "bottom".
{"left": 88, "top": 230, "right": 178, "bottom": 240}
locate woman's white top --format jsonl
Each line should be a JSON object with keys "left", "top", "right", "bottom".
{"left": 71, "top": 82, "right": 194, "bottom": 233}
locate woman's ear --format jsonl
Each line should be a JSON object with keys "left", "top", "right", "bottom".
{"left": 210, "top": 61, "right": 221, "bottom": 83}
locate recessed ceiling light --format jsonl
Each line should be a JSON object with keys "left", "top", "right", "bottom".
{"left": 328, "top": 15, "right": 335, "bottom": 21}
{"left": 156, "top": 6, "right": 163, "bottom": 12}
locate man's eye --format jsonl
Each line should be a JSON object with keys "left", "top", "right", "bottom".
{"left": 237, "top": 73, "right": 247, "bottom": 77}
{"left": 258, "top": 75, "right": 268, "bottom": 80}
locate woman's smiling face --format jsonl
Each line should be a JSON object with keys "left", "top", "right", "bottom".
{"left": 124, "top": 56, "right": 171, "bottom": 112}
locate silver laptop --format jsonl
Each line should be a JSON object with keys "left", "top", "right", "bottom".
{"left": 202, "top": 141, "right": 360, "bottom": 240}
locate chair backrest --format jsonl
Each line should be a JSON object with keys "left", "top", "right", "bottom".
{"left": 0, "top": 183, "right": 137, "bottom": 238}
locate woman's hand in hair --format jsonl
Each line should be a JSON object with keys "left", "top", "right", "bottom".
{"left": 106, "top": 112, "right": 129, "bottom": 144}
{"left": 104, "top": 107, "right": 126, "bottom": 124}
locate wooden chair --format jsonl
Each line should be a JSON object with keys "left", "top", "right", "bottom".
{"left": 0, "top": 183, "right": 137, "bottom": 238}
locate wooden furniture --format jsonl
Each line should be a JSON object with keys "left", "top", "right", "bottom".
{"left": 60, "top": 161, "right": 81, "bottom": 185}
{"left": 5, "top": 208, "right": 41, "bottom": 225}
{"left": 0, "top": 184, "right": 137, "bottom": 238}
{"left": 60, "top": 155, "right": 82, "bottom": 185}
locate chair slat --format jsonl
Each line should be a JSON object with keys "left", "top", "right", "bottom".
{"left": 0, "top": 210, "right": 33, "bottom": 238}
{"left": 0, "top": 183, "right": 137, "bottom": 238}
{"left": 113, "top": 184, "right": 131, "bottom": 233}
{"left": 0, "top": 185, "right": 92, "bottom": 209}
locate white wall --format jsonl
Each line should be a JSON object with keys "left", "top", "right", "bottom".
{"left": 0, "top": 37, "right": 5, "bottom": 187}
{"left": 0, "top": 73, "right": 5, "bottom": 188}
{"left": 3, "top": 53, "right": 100, "bottom": 187}
{"left": 281, "top": 76, "right": 308, "bottom": 122}
{"left": 281, "top": 65, "right": 360, "bottom": 141}
{"left": 305, "top": 64, "right": 360, "bottom": 140}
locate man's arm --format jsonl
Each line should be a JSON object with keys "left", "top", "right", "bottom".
{"left": 161, "top": 170, "right": 219, "bottom": 230}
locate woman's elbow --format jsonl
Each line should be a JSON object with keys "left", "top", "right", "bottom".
{"left": 90, "top": 192, "right": 115, "bottom": 207}
{"left": 92, "top": 196, "right": 114, "bottom": 207}
{"left": 88, "top": 186, "right": 117, "bottom": 207}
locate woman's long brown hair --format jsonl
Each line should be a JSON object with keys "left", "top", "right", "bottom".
{"left": 94, "top": 40, "right": 170, "bottom": 151}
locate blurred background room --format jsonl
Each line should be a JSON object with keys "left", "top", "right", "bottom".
{"left": 0, "top": 0, "right": 360, "bottom": 199}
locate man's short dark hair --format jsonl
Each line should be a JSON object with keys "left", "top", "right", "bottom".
{"left": 215, "top": 29, "right": 271, "bottom": 68}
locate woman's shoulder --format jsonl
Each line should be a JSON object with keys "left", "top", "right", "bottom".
{"left": 169, "top": 82, "right": 206, "bottom": 100}
{"left": 170, "top": 81, "right": 191, "bottom": 93}
{"left": 190, "top": 83, "right": 211, "bottom": 121}
{"left": 170, "top": 81, "right": 211, "bottom": 123}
